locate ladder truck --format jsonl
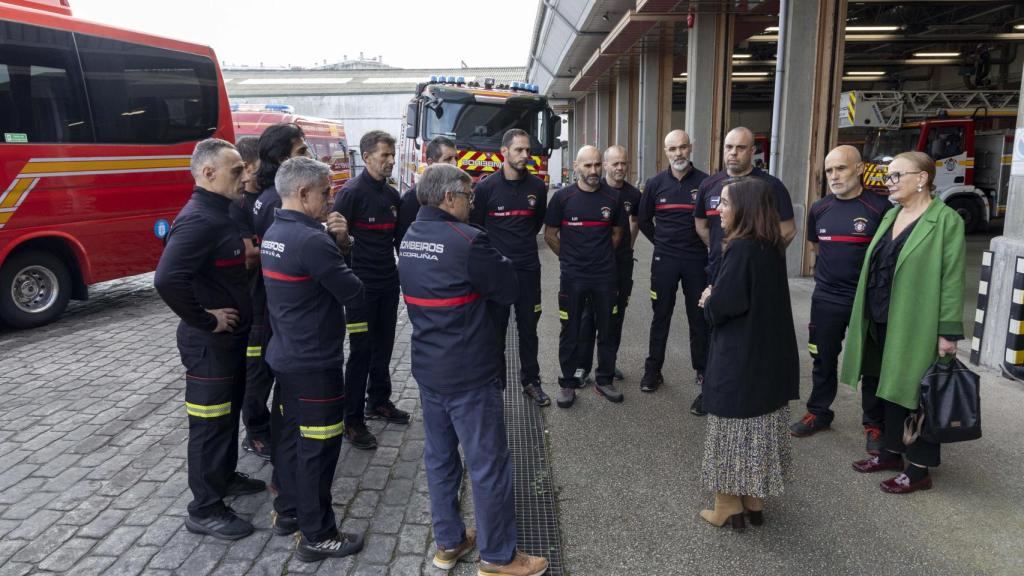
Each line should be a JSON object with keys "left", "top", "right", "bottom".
{"left": 838, "top": 90, "right": 1018, "bottom": 233}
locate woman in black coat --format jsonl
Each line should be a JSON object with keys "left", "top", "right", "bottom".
{"left": 697, "top": 177, "right": 800, "bottom": 531}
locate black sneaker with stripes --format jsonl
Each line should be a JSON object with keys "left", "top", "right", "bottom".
{"left": 295, "top": 531, "right": 365, "bottom": 562}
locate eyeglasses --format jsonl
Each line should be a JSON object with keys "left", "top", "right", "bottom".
{"left": 882, "top": 170, "right": 924, "bottom": 185}
{"left": 452, "top": 190, "right": 475, "bottom": 203}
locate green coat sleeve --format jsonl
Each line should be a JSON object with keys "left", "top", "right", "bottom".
{"left": 937, "top": 211, "right": 966, "bottom": 337}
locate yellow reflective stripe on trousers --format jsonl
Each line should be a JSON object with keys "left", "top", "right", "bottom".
{"left": 649, "top": 290, "right": 657, "bottom": 301}
{"left": 299, "top": 421, "right": 345, "bottom": 440}
{"left": 558, "top": 310, "right": 568, "bottom": 320}
{"left": 612, "top": 305, "right": 619, "bottom": 315}
{"left": 808, "top": 343, "right": 818, "bottom": 355}
{"left": 185, "top": 401, "right": 231, "bottom": 418}
{"left": 534, "top": 304, "right": 542, "bottom": 313}
{"left": 246, "top": 346, "right": 261, "bottom": 357}
{"left": 347, "top": 322, "right": 368, "bottom": 333}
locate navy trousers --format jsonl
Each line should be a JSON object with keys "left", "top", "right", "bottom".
{"left": 345, "top": 286, "right": 399, "bottom": 425}
{"left": 420, "top": 381, "right": 517, "bottom": 565}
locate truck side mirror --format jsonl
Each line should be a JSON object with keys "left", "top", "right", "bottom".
{"left": 405, "top": 102, "right": 418, "bottom": 139}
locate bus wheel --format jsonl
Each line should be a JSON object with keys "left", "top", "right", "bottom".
{"left": 947, "top": 197, "right": 982, "bottom": 234}
{"left": 0, "top": 251, "right": 72, "bottom": 329}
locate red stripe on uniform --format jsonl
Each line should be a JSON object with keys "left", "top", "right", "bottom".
{"left": 655, "top": 203, "right": 695, "bottom": 211}
{"left": 489, "top": 210, "right": 535, "bottom": 217}
{"left": 404, "top": 293, "right": 481, "bottom": 307}
{"left": 561, "top": 220, "right": 612, "bottom": 227}
{"left": 354, "top": 222, "right": 396, "bottom": 230}
{"left": 819, "top": 235, "right": 872, "bottom": 243}
{"left": 705, "top": 210, "right": 720, "bottom": 216}
{"left": 263, "top": 269, "right": 312, "bottom": 282}
{"left": 214, "top": 256, "right": 244, "bottom": 267}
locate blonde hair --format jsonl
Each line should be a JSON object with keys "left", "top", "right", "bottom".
{"left": 893, "top": 151, "right": 936, "bottom": 192}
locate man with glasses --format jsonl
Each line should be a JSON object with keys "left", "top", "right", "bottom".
{"left": 790, "top": 145, "right": 892, "bottom": 451}
{"left": 399, "top": 163, "right": 549, "bottom": 576}
{"left": 471, "top": 129, "right": 550, "bottom": 406}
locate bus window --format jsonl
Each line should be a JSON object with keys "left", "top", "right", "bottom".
{"left": 0, "top": 20, "right": 90, "bottom": 143}
{"left": 75, "top": 33, "right": 219, "bottom": 144}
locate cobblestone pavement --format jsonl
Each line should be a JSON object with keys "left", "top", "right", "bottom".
{"left": 0, "top": 273, "right": 479, "bottom": 576}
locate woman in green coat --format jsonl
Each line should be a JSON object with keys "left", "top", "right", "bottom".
{"left": 839, "top": 151, "right": 965, "bottom": 495}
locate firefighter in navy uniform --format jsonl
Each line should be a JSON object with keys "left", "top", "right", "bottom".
{"left": 694, "top": 127, "right": 796, "bottom": 416}
{"left": 636, "top": 130, "right": 710, "bottom": 398}
{"left": 578, "top": 145, "right": 640, "bottom": 383}
{"left": 789, "top": 145, "right": 892, "bottom": 453}
{"left": 470, "top": 128, "right": 551, "bottom": 406}
{"left": 333, "top": 130, "right": 411, "bottom": 451}
{"left": 260, "top": 157, "right": 366, "bottom": 561}
{"left": 155, "top": 139, "right": 266, "bottom": 541}
{"left": 545, "top": 146, "right": 626, "bottom": 408}
{"left": 399, "top": 163, "right": 549, "bottom": 576}
{"left": 396, "top": 135, "right": 458, "bottom": 244}
{"left": 243, "top": 123, "right": 309, "bottom": 460}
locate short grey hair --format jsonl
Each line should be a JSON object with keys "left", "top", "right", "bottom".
{"left": 275, "top": 156, "right": 331, "bottom": 199}
{"left": 190, "top": 138, "right": 236, "bottom": 179}
{"left": 417, "top": 164, "right": 472, "bottom": 207}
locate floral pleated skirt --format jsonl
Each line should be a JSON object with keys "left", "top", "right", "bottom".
{"left": 700, "top": 405, "right": 792, "bottom": 498}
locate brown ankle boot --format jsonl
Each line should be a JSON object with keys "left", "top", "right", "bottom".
{"left": 699, "top": 493, "right": 745, "bottom": 531}
{"left": 741, "top": 495, "right": 764, "bottom": 526}
{"left": 478, "top": 550, "right": 549, "bottom": 576}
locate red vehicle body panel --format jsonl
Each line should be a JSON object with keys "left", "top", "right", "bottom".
{"left": 0, "top": 2, "right": 233, "bottom": 287}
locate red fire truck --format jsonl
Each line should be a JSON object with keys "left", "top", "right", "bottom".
{"left": 0, "top": 0, "right": 234, "bottom": 327}
{"left": 398, "top": 76, "right": 560, "bottom": 190}
{"left": 231, "top": 104, "right": 352, "bottom": 199}
{"left": 840, "top": 90, "right": 1018, "bottom": 233}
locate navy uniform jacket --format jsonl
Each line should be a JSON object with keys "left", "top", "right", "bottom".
{"left": 260, "top": 209, "right": 364, "bottom": 374}
{"left": 332, "top": 171, "right": 401, "bottom": 291}
{"left": 398, "top": 206, "right": 518, "bottom": 393}
{"left": 252, "top": 186, "right": 282, "bottom": 241}
{"left": 155, "top": 187, "right": 252, "bottom": 345}
{"left": 396, "top": 186, "right": 420, "bottom": 245}
{"left": 637, "top": 167, "right": 709, "bottom": 260}
{"left": 469, "top": 170, "right": 548, "bottom": 271}
{"left": 229, "top": 191, "right": 260, "bottom": 240}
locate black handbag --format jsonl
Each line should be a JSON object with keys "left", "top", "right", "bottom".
{"left": 903, "top": 357, "right": 982, "bottom": 444}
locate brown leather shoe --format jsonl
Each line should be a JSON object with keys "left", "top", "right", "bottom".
{"left": 880, "top": 473, "right": 933, "bottom": 494}
{"left": 478, "top": 550, "right": 549, "bottom": 576}
{"left": 433, "top": 528, "right": 475, "bottom": 570}
{"left": 852, "top": 455, "right": 903, "bottom": 473}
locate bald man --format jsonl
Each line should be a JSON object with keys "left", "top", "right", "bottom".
{"left": 545, "top": 146, "right": 626, "bottom": 408}
{"left": 578, "top": 145, "right": 641, "bottom": 383}
{"left": 789, "top": 145, "right": 892, "bottom": 451}
{"left": 693, "top": 127, "right": 796, "bottom": 416}
{"left": 636, "top": 130, "right": 710, "bottom": 399}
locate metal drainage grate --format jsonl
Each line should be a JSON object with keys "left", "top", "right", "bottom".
{"left": 503, "top": 319, "right": 564, "bottom": 575}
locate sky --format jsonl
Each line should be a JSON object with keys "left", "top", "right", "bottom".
{"left": 70, "top": 0, "right": 541, "bottom": 70}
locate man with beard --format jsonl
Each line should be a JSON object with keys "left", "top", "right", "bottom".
{"left": 577, "top": 145, "right": 640, "bottom": 383}
{"left": 789, "top": 145, "right": 891, "bottom": 451}
{"left": 545, "top": 146, "right": 626, "bottom": 408}
{"left": 471, "top": 129, "right": 550, "bottom": 406}
{"left": 636, "top": 130, "right": 710, "bottom": 410}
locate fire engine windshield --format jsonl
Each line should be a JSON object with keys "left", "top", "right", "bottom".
{"left": 425, "top": 101, "right": 550, "bottom": 154}
{"left": 863, "top": 128, "right": 921, "bottom": 164}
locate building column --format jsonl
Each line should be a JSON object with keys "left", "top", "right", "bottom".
{"left": 596, "top": 86, "right": 611, "bottom": 151}
{"left": 979, "top": 62, "right": 1024, "bottom": 370}
{"left": 685, "top": 12, "right": 733, "bottom": 174}
{"left": 772, "top": 0, "right": 846, "bottom": 277}
{"left": 615, "top": 71, "right": 631, "bottom": 149}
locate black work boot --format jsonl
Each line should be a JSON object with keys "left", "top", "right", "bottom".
{"left": 366, "top": 401, "right": 411, "bottom": 424}
{"left": 295, "top": 531, "right": 365, "bottom": 562}
{"left": 344, "top": 422, "right": 378, "bottom": 450}
{"left": 640, "top": 371, "right": 664, "bottom": 393}
{"left": 225, "top": 472, "right": 266, "bottom": 496}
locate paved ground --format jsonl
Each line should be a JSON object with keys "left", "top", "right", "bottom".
{"left": 536, "top": 228, "right": 1024, "bottom": 576}
{"left": 0, "top": 224, "right": 1018, "bottom": 576}
{"left": 0, "top": 275, "right": 477, "bottom": 576}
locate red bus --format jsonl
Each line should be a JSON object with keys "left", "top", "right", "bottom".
{"left": 0, "top": 0, "right": 233, "bottom": 327}
{"left": 231, "top": 104, "right": 352, "bottom": 199}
